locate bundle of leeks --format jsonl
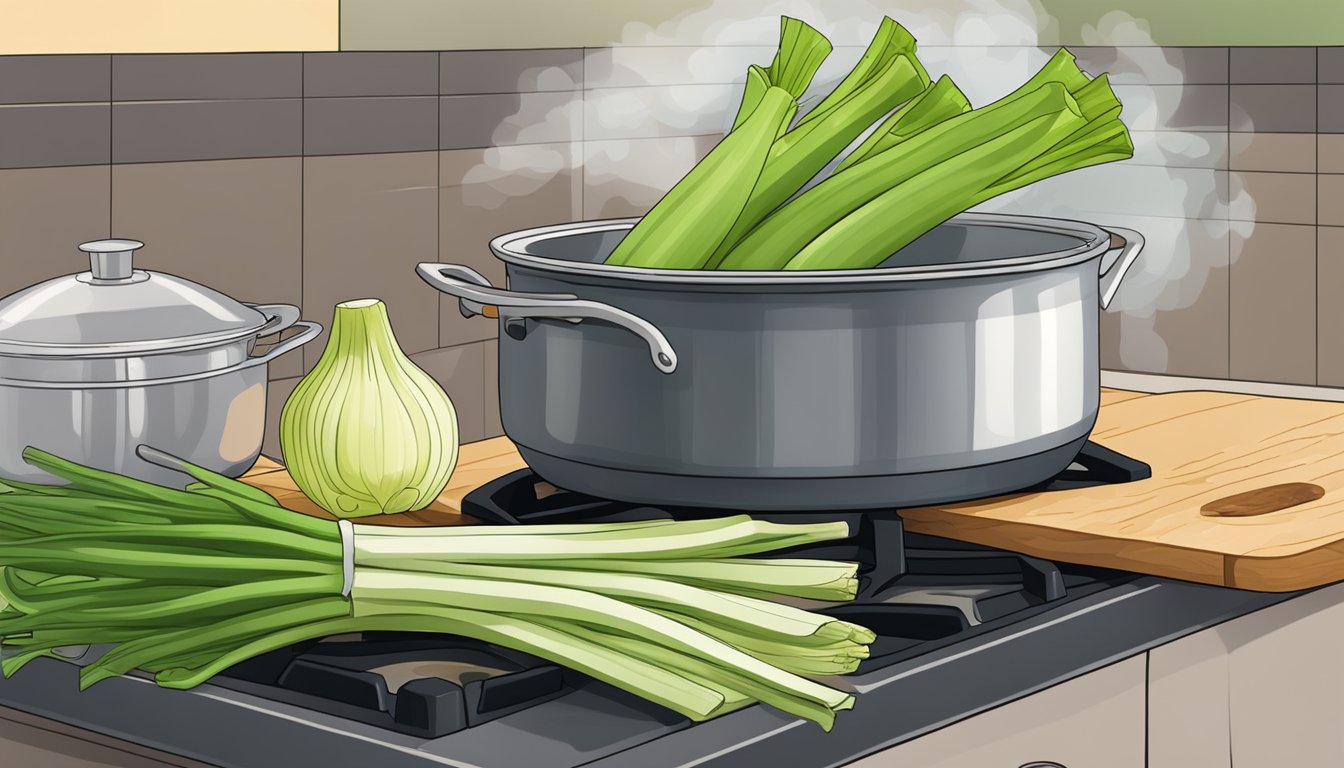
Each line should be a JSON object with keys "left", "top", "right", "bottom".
{"left": 604, "top": 15, "right": 1133, "bottom": 271}
{"left": 0, "top": 447, "right": 871, "bottom": 730}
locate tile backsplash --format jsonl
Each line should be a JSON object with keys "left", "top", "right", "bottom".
{"left": 1, "top": 46, "right": 1343, "bottom": 460}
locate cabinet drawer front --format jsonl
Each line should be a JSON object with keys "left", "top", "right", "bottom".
{"left": 850, "top": 655, "right": 1145, "bottom": 768}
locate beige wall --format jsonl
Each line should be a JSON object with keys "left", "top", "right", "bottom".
{"left": 4, "top": 0, "right": 1339, "bottom": 54}
{"left": 341, "top": 0, "right": 1344, "bottom": 50}
{"left": 0, "top": 0, "right": 338, "bottom": 54}
{"left": 1038, "top": 0, "right": 1344, "bottom": 46}
{"left": 340, "top": 0, "right": 708, "bottom": 51}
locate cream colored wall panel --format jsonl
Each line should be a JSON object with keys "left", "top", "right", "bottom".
{"left": 341, "top": 0, "right": 680, "bottom": 51}
{"left": 848, "top": 655, "right": 1146, "bottom": 768}
{"left": 341, "top": 0, "right": 1344, "bottom": 50}
{"left": 0, "top": 0, "right": 337, "bottom": 54}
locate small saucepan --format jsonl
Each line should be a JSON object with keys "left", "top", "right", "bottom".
{"left": 0, "top": 239, "right": 319, "bottom": 487}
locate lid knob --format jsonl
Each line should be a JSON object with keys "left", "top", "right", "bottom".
{"left": 78, "top": 239, "right": 144, "bottom": 282}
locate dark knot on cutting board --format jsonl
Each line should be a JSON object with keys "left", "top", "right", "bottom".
{"left": 1200, "top": 483, "right": 1326, "bottom": 517}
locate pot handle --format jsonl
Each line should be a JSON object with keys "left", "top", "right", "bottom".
{"left": 245, "top": 303, "right": 302, "bottom": 338}
{"left": 1097, "top": 226, "right": 1144, "bottom": 310}
{"left": 245, "top": 320, "right": 321, "bottom": 366}
{"left": 415, "top": 263, "right": 678, "bottom": 374}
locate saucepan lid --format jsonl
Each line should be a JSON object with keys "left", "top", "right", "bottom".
{"left": 0, "top": 239, "right": 276, "bottom": 358}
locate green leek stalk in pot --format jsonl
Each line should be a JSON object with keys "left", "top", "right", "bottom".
{"left": 280, "top": 299, "right": 459, "bottom": 518}
{"left": 600, "top": 19, "right": 1134, "bottom": 273}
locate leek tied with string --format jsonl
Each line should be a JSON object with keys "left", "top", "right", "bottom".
{"left": 0, "top": 447, "right": 872, "bottom": 730}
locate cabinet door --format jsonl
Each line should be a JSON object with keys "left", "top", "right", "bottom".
{"left": 1148, "top": 582, "right": 1344, "bottom": 768}
{"left": 1221, "top": 584, "right": 1344, "bottom": 767}
{"left": 1147, "top": 624, "right": 1231, "bottom": 768}
{"left": 0, "top": 705, "right": 210, "bottom": 768}
{"left": 848, "top": 654, "right": 1145, "bottom": 768}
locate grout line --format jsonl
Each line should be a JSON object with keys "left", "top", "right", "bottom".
{"left": 287, "top": 93, "right": 445, "bottom": 101}
{"left": 432, "top": 338, "right": 491, "bottom": 353}
{"left": 107, "top": 53, "right": 113, "bottom": 237}
{"left": 0, "top": 100, "right": 116, "bottom": 109}
{"left": 1316, "top": 45, "right": 1321, "bottom": 387}
{"left": 1213, "top": 168, "right": 1318, "bottom": 177}
{"left": 437, "top": 51, "right": 442, "bottom": 351}
{"left": 1226, "top": 45, "right": 1232, "bottom": 381}
{"left": 37, "top": 137, "right": 728, "bottom": 173}
{"left": 580, "top": 46, "right": 587, "bottom": 220}
{"left": 1226, "top": 128, "right": 1324, "bottom": 135}
{"left": 299, "top": 52, "right": 307, "bottom": 377}
{"left": 106, "top": 96, "right": 317, "bottom": 104}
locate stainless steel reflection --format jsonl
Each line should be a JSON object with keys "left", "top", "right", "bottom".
{"left": 418, "top": 213, "right": 1144, "bottom": 511}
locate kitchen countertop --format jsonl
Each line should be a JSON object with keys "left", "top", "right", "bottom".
{"left": 0, "top": 382, "right": 1327, "bottom": 767}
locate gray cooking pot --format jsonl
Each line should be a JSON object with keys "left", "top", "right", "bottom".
{"left": 0, "top": 239, "right": 319, "bottom": 487}
{"left": 417, "top": 213, "right": 1143, "bottom": 511}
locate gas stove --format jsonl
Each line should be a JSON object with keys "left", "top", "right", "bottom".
{"left": 0, "top": 443, "right": 1299, "bottom": 768}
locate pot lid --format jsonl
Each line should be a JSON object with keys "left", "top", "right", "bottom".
{"left": 0, "top": 239, "right": 271, "bottom": 357}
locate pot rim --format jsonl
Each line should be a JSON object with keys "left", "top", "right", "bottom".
{"left": 0, "top": 303, "right": 294, "bottom": 360}
{"left": 489, "top": 212, "right": 1113, "bottom": 285}
{"left": 0, "top": 320, "right": 321, "bottom": 389}
{"left": 0, "top": 323, "right": 257, "bottom": 359}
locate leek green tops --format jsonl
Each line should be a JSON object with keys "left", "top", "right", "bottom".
{"left": 602, "top": 16, "right": 1134, "bottom": 272}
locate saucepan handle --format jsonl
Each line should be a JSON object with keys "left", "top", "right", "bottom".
{"left": 1097, "top": 226, "right": 1144, "bottom": 310}
{"left": 245, "top": 321, "right": 320, "bottom": 365}
{"left": 245, "top": 303, "right": 303, "bottom": 338}
{"left": 415, "top": 263, "right": 678, "bottom": 374}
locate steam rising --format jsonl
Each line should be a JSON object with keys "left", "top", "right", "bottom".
{"left": 467, "top": 0, "right": 1255, "bottom": 375}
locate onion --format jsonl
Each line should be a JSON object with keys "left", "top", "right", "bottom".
{"left": 279, "top": 299, "right": 459, "bottom": 517}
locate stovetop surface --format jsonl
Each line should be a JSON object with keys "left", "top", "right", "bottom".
{"left": 196, "top": 442, "right": 1151, "bottom": 740}
{"left": 0, "top": 441, "right": 1300, "bottom": 768}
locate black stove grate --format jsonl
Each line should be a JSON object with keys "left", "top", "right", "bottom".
{"left": 460, "top": 440, "right": 1152, "bottom": 526}
{"left": 212, "top": 634, "right": 577, "bottom": 739}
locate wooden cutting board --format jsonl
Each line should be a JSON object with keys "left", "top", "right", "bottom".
{"left": 239, "top": 438, "right": 525, "bottom": 527}
{"left": 242, "top": 388, "right": 1344, "bottom": 593}
{"left": 902, "top": 389, "right": 1344, "bottom": 592}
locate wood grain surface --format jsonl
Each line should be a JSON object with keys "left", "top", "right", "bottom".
{"left": 241, "top": 439, "right": 525, "bottom": 526}
{"left": 244, "top": 388, "right": 1344, "bottom": 592}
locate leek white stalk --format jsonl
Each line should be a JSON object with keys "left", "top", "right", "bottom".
{"left": 279, "top": 299, "right": 459, "bottom": 518}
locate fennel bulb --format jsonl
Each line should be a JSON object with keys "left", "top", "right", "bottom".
{"left": 280, "top": 299, "right": 459, "bottom": 517}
